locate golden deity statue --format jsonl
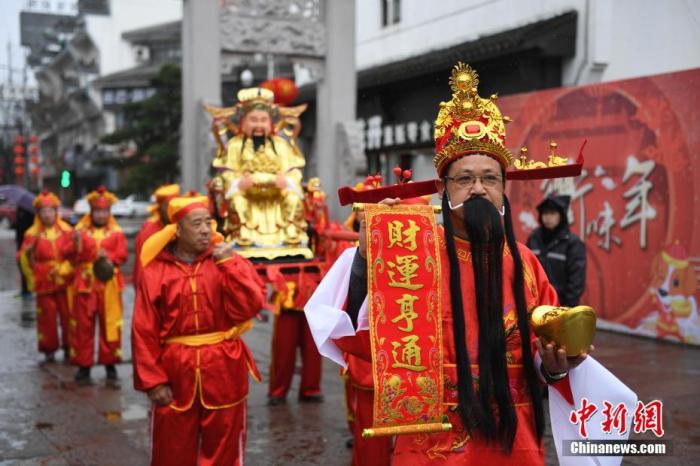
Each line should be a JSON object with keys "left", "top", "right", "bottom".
{"left": 205, "top": 87, "right": 312, "bottom": 259}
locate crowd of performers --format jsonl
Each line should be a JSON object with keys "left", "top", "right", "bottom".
{"left": 15, "top": 62, "right": 635, "bottom": 466}
{"left": 18, "top": 183, "right": 336, "bottom": 465}
{"left": 19, "top": 187, "right": 127, "bottom": 384}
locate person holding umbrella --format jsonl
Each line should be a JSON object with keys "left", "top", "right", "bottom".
{"left": 1, "top": 184, "right": 40, "bottom": 299}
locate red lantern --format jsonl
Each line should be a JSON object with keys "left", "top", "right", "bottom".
{"left": 260, "top": 77, "right": 299, "bottom": 106}
{"left": 14, "top": 156, "right": 25, "bottom": 166}
{"left": 14, "top": 144, "right": 25, "bottom": 156}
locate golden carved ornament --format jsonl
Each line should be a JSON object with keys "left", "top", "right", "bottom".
{"left": 433, "top": 62, "right": 514, "bottom": 176}
{"left": 513, "top": 141, "right": 571, "bottom": 170}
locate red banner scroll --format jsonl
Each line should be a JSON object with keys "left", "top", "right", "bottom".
{"left": 362, "top": 203, "right": 451, "bottom": 438}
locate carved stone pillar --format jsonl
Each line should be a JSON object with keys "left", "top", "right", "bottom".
{"left": 181, "top": 0, "right": 221, "bottom": 192}
{"left": 316, "top": 0, "right": 357, "bottom": 219}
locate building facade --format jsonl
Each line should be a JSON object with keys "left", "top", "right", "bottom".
{"left": 351, "top": 0, "right": 700, "bottom": 182}
{"left": 20, "top": 0, "right": 181, "bottom": 199}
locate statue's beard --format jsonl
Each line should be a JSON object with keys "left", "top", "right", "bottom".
{"left": 252, "top": 135, "right": 266, "bottom": 151}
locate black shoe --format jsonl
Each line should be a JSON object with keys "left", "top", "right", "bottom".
{"left": 105, "top": 365, "right": 118, "bottom": 380}
{"left": 345, "top": 437, "right": 354, "bottom": 449}
{"left": 299, "top": 394, "right": 324, "bottom": 403}
{"left": 44, "top": 352, "right": 56, "bottom": 363}
{"left": 62, "top": 348, "right": 70, "bottom": 363}
{"left": 267, "top": 396, "right": 287, "bottom": 406}
{"left": 74, "top": 367, "right": 91, "bottom": 385}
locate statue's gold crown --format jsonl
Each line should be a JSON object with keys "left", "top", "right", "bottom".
{"left": 237, "top": 87, "right": 275, "bottom": 110}
{"left": 433, "top": 63, "right": 514, "bottom": 176}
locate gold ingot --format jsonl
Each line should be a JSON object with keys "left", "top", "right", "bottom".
{"left": 530, "top": 305, "right": 596, "bottom": 357}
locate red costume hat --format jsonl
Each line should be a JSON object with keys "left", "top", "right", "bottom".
{"left": 87, "top": 186, "right": 118, "bottom": 210}
{"left": 32, "top": 190, "right": 61, "bottom": 209}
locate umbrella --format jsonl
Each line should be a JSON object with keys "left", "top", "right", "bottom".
{"left": 0, "top": 185, "right": 36, "bottom": 213}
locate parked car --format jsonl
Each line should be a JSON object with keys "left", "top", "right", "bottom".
{"left": 73, "top": 197, "right": 89, "bottom": 216}
{"left": 58, "top": 205, "right": 75, "bottom": 224}
{"left": 74, "top": 194, "right": 150, "bottom": 218}
{"left": 112, "top": 194, "right": 151, "bottom": 218}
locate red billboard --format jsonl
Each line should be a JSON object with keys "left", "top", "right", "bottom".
{"left": 500, "top": 68, "right": 700, "bottom": 346}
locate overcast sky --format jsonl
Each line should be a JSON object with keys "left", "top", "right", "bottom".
{"left": 1, "top": 0, "right": 33, "bottom": 87}
{"left": 0, "top": 0, "right": 82, "bottom": 87}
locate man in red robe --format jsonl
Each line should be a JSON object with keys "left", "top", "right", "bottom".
{"left": 132, "top": 183, "right": 180, "bottom": 286}
{"left": 344, "top": 353, "right": 392, "bottom": 466}
{"left": 267, "top": 267, "right": 324, "bottom": 405}
{"left": 18, "top": 191, "right": 73, "bottom": 362}
{"left": 132, "top": 195, "right": 265, "bottom": 466}
{"left": 63, "top": 186, "right": 127, "bottom": 384}
{"left": 306, "top": 63, "right": 590, "bottom": 465}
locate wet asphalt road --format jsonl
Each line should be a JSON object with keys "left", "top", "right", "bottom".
{"left": 0, "top": 226, "right": 698, "bottom": 465}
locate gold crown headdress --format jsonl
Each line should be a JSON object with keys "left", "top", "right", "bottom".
{"left": 433, "top": 63, "right": 580, "bottom": 178}
{"left": 433, "top": 63, "right": 514, "bottom": 176}
{"left": 337, "top": 64, "right": 586, "bottom": 206}
{"left": 237, "top": 87, "right": 275, "bottom": 112}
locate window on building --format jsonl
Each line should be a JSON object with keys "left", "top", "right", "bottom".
{"left": 115, "top": 89, "right": 127, "bottom": 104}
{"left": 381, "top": 0, "right": 401, "bottom": 27}
{"left": 103, "top": 89, "right": 115, "bottom": 104}
{"left": 115, "top": 111, "right": 126, "bottom": 129}
{"left": 132, "top": 88, "right": 146, "bottom": 102}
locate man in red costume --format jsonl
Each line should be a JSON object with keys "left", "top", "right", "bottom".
{"left": 267, "top": 267, "right": 324, "bottom": 405}
{"left": 343, "top": 353, "right": 392, "bottom": 465}
{"left": 63, "top": 186, "right": 127, "bottom": 384}
{"left": 132, "top": 195, "right": 265, "bottom": 466}
{"left": 133, "top": 183, "right": 180, "bottom": 286}
{"left": 18, "top": 191, "right": 73, "bottom": 362}
{"left": 306, "top": 63, "right": 591, "bottom": 465}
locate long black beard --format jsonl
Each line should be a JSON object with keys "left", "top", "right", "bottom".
{"left": 463, "top": 196, "right": 513, "bottom": 449}
{"left": 252, "top": 135, "right": 266, "bottom": 152}
{"left": 442, "top": 194, "right": 544, "bottom": 452}
{"left": 242, "top": 135, "right": 277, "bottom": 155}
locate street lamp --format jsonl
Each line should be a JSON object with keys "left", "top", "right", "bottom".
{"left": 240, "top": 69, "right": 254, "bottom": 87}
